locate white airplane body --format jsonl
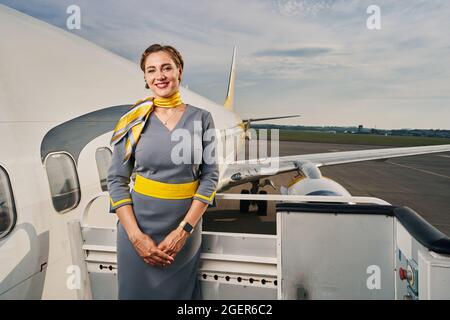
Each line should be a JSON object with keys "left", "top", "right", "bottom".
{"left": 1, "top": 5, "right": 449, "bottom": 299}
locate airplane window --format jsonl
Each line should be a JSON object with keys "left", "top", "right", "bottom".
{"left": 45, "top": 153, "right": 81, "bottom": 213}
{"left": 95, "top": 147, "right": 112, "bottom": 192}
{"left": 0, "top": 166, "right": 16, "bottom": 238}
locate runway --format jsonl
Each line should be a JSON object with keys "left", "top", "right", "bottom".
{"left": 203, "top": 141, "right": 450, "bottom": 237}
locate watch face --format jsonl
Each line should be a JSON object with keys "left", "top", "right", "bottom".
{"left": 183, "top": 222, "right": 194, "bottom": 233}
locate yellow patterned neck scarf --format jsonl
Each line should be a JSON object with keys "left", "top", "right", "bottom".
{"left": 153, "top": 91, "right": 182, "bottom": 107}
{"left": 110, "top": 91, "right": 183, "bottom": 163}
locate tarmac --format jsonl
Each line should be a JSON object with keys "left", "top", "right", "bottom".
{"left": 203, "top": 140, "right": 450, "bottom": 237}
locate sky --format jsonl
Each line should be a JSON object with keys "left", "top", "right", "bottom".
{"left": 1, "top": 0, "right": 450, "bottom": 129}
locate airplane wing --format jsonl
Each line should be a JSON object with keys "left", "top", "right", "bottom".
{"left": 218, "top": 144, "right": 450, "bottom": 190}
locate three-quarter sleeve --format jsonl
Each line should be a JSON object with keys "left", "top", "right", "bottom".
{"left": 193, "top": 112, "right": 219, "bottom": 205}
{"left": 107, "top": 136, "right": 134, "bottom": 212}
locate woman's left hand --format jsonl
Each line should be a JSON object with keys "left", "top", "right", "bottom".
{"left": 158, "top": 227, "right": 189, "bottom": 259}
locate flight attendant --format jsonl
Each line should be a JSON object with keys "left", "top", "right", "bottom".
{"left": 107, "top": 44, "right": 219, "bottom": 299}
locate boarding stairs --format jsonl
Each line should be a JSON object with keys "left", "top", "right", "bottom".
{"left": 68, "top": 193, "right": 450, "bottom": 300}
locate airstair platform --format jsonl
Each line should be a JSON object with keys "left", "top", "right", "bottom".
{"left": 68, "top": 193, "right": 450, "bottom": 299}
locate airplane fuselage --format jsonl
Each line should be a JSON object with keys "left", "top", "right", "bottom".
{"left": 0, "top": 4, "right": 245, "bottom": 299}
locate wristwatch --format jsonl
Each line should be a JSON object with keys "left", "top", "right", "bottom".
{"left": 179, "top": 221, "right": 194, "bottom": 234}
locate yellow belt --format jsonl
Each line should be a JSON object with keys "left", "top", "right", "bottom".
{"left": 133, "top": 174, "right": 199, "bottom": 199}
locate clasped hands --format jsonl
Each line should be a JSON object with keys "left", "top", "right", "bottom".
{"left": 131, "top": 227, "right": 189, "bottom": 267}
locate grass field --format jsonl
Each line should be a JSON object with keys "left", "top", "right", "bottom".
{"left": 259, "top": 130, "right": 450, "bottom": 147}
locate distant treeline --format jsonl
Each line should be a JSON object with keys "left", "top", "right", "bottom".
{"left": 250, "top": 124, "right": 450, "bottom": 139}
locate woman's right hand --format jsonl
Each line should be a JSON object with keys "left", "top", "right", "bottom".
{"left": 130, "top": 233, "right": 174, "bottom": 267}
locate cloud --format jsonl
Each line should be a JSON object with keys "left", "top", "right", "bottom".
{"left": 274, "top": 0, "right": 338, "bottom": 17}
{"left": 1, "top": 0, "right": 449, "bottom": 129}
{"left": 254, "top": 47, "right": 332, "bottom": 57}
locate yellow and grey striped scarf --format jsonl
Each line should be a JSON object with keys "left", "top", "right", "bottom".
{"left": 110, "top": 91, "right": 183, "bottom": 163}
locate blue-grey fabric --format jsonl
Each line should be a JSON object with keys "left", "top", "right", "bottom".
{"left": 107, "top": 104, "right": 219, "bottom": 299}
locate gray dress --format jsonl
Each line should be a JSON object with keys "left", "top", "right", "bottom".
{"left": 107, "top": 104, "right": 219, "bottom": 300}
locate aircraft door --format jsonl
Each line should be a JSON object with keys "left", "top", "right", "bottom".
{"left": 0, "top": 165, "right": 48, "bottom": 299}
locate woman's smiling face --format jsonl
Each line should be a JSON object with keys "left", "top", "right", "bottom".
{"left": 144, "top": 51, "right": 182, "bottom": 99}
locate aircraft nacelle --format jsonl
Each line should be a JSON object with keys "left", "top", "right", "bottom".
{"left": 282, "top": 176, "right": 352, "bottom": 197}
